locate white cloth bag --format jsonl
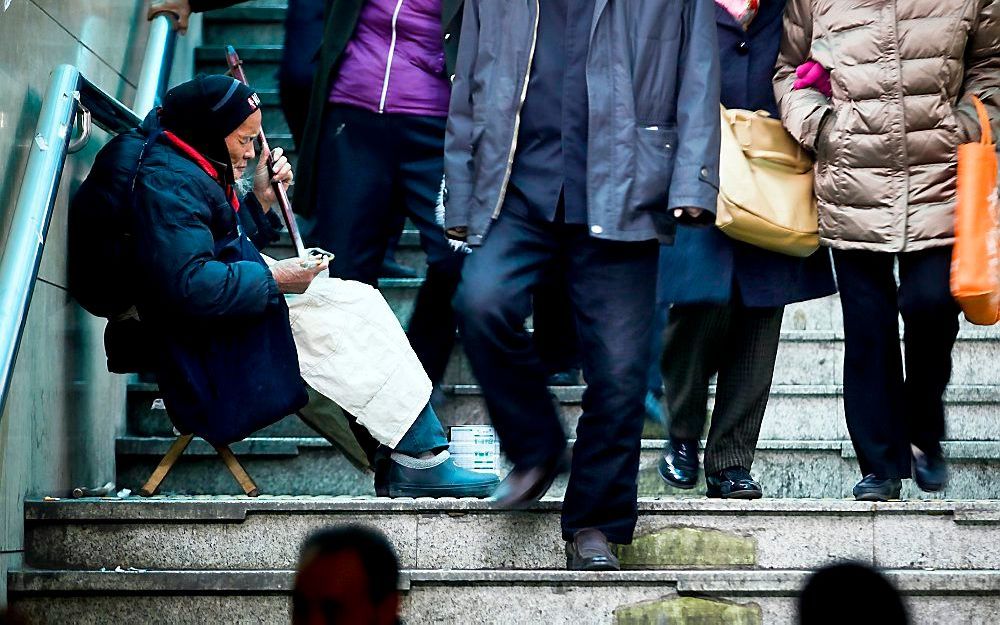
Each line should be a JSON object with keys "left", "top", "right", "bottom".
{"left": 266, "top": 257, "right": 432, "bottom": 448}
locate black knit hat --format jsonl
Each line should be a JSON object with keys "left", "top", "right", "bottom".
{"left": 159, "top": 74, "right": 260, "bottom": 175}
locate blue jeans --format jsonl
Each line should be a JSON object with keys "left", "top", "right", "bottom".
{"left": 393, "top": 403, "right": 449, "bottom": 456}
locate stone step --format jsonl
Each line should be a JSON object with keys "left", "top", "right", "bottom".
{"left": 113, "top": 436, "right": 1000, "bottom": 500}
{"left": 196, "top": 44, "right": 282, "bottom": 90}
{"left": 434, "top": 331, "right": 999, "bottom": 387}
{"left": 263, "top": 229, "right": 428, "bottom": 272}
{"left": 21, "top": 497, "right": 1000, "bottom": 572}
{"left": 8, "top": 567, "right": 1000, "bottom": 624}
{"left": 255, "top": 89, "right": 290, "bottom": 136}
{"left": 438, "top": 384, "right": 1000, "bottom": 443}
{"left": 125, "top": 383, "right": 1000, "bottom": 442}
{"left": 376, "top": 278, "right": 1000, "bottom": 339}
{"left": 202, "top": 6, "right": 287, "bottom": 47}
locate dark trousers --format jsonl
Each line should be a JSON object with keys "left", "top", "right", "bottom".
{"left": 833, "top": 247, "right": 960, "bottom": 478}
{"left": 278, "top": 0, "right": 326, "bottom": 147}
{"left": 661, "top": 301, "right": 783, "bottom": 475}
{"left": 454, "top": 209, "right": 658, "bottom": 543}
{"left": 309, "top": 105, "right": 465, "bottom": 385}
{"left": 533, "top": 273, "right": 581, "bottom": 375}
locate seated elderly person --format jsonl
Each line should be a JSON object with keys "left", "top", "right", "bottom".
{"left": 92, "top": 75, "right": 496, "bottom": 498}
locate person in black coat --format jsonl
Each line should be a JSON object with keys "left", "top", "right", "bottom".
{"left": 655, "top": 0, "right": 837, "bottom": 498}
{"left": 120, "top": 74, "right": 497, "bottom": 497}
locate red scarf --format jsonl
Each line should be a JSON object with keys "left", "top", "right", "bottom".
{"left": 716, "top": 0, "right": 759, "bottom": 29}
{"left": 162, "top": 130, "right": 240, "bottom": 213}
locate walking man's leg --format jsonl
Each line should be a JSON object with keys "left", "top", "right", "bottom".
{"left": 398, "top": 115, "right": 466, "bottom": 386}
{"left": 561, "top": 233, "right": 658, "bottom": 562}
{"left": 453, "top": 211, "right": 568, "bottom": 503}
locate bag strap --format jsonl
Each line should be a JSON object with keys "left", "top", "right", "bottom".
{"left": 970, "top": 95, "right": 993, "bottom": 146}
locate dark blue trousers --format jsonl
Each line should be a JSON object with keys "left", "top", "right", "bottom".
{"left": 454, "top": 209, "right": 658, "bottom": 543}
{"left": 309, "top": 105, "right": 465, "bottom": 385}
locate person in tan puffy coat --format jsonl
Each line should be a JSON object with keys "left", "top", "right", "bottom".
{"left": 774, "top": 0, "right": 1000, "bottom": 501}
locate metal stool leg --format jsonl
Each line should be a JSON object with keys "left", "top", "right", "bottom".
{"left": 215, "top": 445, "right": 260, "bottom": 497}
{"left": 139, "top": 434, "right": 194, "bottom": 497}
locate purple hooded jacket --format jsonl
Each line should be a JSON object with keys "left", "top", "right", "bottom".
{"left": 329, "top": 0, "right": 452, "bottom": 117}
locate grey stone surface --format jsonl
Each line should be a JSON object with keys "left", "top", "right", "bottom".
{"left": 9, "top": 570, "right": 1000, "bottom": 625}
{"left": 112, "top": 435, "right": 1000, "bottom": 499}
{"left": 439, "top": 332, "right": 1000, "bottom": 387}
{"left": 127, "top": 383, "right": 1000, "bottom": 442}
{"left": 26, "top": 513, "right": 418, "bottom": 570}
{"left": 22, "top": 498, "right": 1000, "bottom": 572}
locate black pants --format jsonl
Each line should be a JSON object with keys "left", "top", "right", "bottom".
{"left": 278, "top": 0, "right": 326, "bottom": 147}
{"left": 661, "top": 301, "right": 783, "bottom": 475}
{"left": 533, "top": 272, "right": 581, "bottom": 375}
{"left": 455, "top": 208, "right": 658, "bottom": 544}
{"left": 833, "top": 247, "right": 960, "bottom": 478}
{"left": 309, "top": 105, "right": 465, "bottom": 385}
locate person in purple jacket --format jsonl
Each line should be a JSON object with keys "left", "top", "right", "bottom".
{"left": 295, "top": 0, "right": 468, "bottom": 396}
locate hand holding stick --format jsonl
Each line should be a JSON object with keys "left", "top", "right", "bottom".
{"left": 225, "top": 45, "right": 308, "bottom": 259}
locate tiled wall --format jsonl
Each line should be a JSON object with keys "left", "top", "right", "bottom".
{"left": 0, "top": 0, "right": 189, "bottom": 604}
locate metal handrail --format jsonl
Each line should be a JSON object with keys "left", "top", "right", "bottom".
{"left": 0, "top": 14, "right": 177, "bottom": 421}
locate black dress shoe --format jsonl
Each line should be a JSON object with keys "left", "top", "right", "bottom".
{"left": 913, "top": 448, "right": 948, "bottom": 492}
{"left": 380, "top": 258, "right": 419, "bottom": 279}
{"left": 566, "top": 528, "right": 620, "bottom": 571}
{"left": 657, "top": 438, "right": 699, "bottom": 489}
{"left": 853, "top": 474, "right": 902, "bottom": 501}
{"left": 492, "top": 450, "right": 569, "bottom": 509}
{"left": 706, "top": 466, "right": 762, "bottom": 499}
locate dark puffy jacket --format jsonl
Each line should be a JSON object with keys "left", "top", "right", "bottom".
{"left": 128, "top": 114, "right": 306, "bottom": 445}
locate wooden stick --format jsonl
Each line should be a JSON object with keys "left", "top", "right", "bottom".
{"left": 139, "top": 434, "right": 194, "bottom": 497}
{"left": 215, "top": 445, "right": 260, "bottom": 497}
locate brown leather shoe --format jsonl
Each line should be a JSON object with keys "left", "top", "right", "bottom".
{"left": 566, "top": 528, "right": 620, "bottom": 571}
{"left": 491, "top": 451, "right": 569, "bottom": 509}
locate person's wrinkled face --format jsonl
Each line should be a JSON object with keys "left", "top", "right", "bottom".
{"left": 225, "top": 109, "right": 261, "bottom": 179}
{"left": 292, "top": 551, "right": 399, "bottom": 625}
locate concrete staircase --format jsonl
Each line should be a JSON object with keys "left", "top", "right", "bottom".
{"left": 8, "top": 3, "right": 1000, "bottom": 623}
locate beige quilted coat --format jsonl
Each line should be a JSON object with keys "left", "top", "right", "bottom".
{"left": 775, "top": 0, "right": 1000, "bottom": 252}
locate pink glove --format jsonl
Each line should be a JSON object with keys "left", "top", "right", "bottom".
{"left": 793, "top": 60, "right": 832, "bottom": 98}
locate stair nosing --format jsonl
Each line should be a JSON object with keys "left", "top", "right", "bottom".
{"left": 9, "top": 568, "right": 1000, "bottom": 595}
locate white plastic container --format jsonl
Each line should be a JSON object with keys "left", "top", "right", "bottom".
{"left": 449, "top": 425, "right": 501, "bottom": 474}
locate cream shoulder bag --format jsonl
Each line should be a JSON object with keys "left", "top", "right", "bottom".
{"left": 716, "top": 106, "right": 820, "bottom": 257}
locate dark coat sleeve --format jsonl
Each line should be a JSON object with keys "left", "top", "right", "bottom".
{"left": 189, "top": 0, "right": 246, "bottom": 13}
{"left": 134, "top": 171, "right": 281, "bottom": 317}
{"left": 668, "top": 0, "right": 722, "bottom": 214}
{"left": 238, "top": 193, "right": 284, "bottom": 251}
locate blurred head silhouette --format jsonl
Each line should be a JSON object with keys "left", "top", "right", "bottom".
{"left": 799, "top": 562, "right": 909, "bottom": 625}
{"left": 292, "top": 525, "right": 401, "bottom": 625}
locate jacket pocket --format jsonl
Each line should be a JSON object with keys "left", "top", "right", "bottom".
{"left": 632, "top": 124, "right": 678, "bottom": 213}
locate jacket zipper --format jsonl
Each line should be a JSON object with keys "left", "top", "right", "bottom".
{"left": 491, "top": 0, "right": 541, "bottom": 219}
{"left": 378, "top": 0, "right": 407, "bottom": 114}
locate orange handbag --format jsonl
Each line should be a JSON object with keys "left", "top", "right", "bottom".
{"left": 951, "top": 96, "right": 999, "bottom": 326}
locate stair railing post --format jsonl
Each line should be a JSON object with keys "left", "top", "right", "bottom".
{"left": 0, "top": 65, "right": 82, "bottom": 421}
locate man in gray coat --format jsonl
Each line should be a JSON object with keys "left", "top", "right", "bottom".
{"left": 446, "top": 0, "right": 721, "bottom": 569}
